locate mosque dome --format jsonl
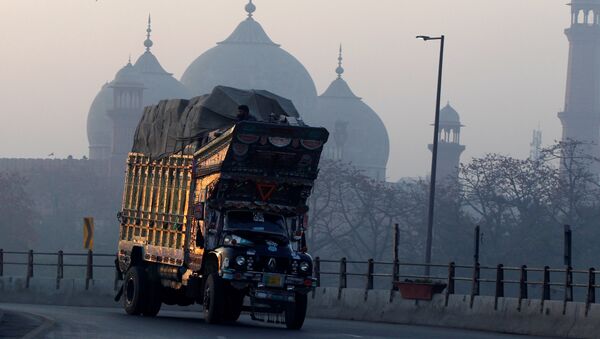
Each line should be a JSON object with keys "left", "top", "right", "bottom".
{"left": 86, "top": 16, "right": 190, "bottom": 160}
{"left": 317, "top": 47, "right": 390, "bottom": 180}
{"left": 181, "top": 1, "right": 318, "bottom": 122}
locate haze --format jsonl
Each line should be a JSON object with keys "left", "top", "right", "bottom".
{"left": 0, "top": 0, "right": 568, "bottom": 181}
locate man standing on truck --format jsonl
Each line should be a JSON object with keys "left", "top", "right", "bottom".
{"left": 236, "top": 105, "right": 257, "bottom": 122}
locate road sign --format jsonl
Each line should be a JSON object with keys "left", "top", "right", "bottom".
{"left": 83, "top": 217, "right": 94, "bottom": 249}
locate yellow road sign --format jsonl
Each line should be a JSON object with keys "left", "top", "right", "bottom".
{"left": 83, "top": 217, "right": 94, "bottom": 249}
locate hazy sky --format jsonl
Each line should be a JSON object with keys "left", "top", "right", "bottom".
{"left": 0, "top": 1, "right": 569, "bottom": 181}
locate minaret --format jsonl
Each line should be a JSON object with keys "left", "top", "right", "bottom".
{"left": 332, "top": 45, "right": 348, "bottom": 161}
{"left": 107, "top": 59, "right": 144, "bottom": 178}
{"left": 530, "top": 126, "right": 542, "bottom": 161}
{"left": 428, "top": 102, "right": 465, "bottom": 182}
{"left": 558, "top": 1, "right": 600, "bottom": 164}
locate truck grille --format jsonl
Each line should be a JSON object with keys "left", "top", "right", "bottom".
{"left": 254, "top": 256, "right": 290, "bottom": 274}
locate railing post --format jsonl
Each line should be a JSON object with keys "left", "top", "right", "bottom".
{"left": 366, "top": 259, "right": 374, "bottom": 290}
{"left": 365, "top": 259, "right": 374, "bottom": 300}
{"left": 542, "top": 266, "right": 550, "bottom": 301}
{"left": 565, "top": 265, "right": 573, "bottom": 302}
{"left": 86, "top": 249, "right": 93, "bottom": 290}
{"left": 390, "top": 258, "right": 400, "bottom": 302}
{"left": 518, "top": 265, "right": 528, "bottom": 311}
{"left": 563, "top": 266, "right": 573, "bottom": 314}
{"left": 56, "top": 250, "right": 64, "bottom": 289}
{"left": 392, "top": 223, "right": 399, "bottom": 291}
{"left": 338, "top": 257, "right": 346, "bottom": 299}
{"left": 392, "top": 259, "right": 399, "bottom": 290}
{"left": 470, "top": 262, "right": 480, "bottom": 308}
{"left": 26, "top": 250, "right": 33, "bottom": 288}
{"left": 0, "top": 249, "right": 3, "bottom": 277}
{"left": 445, "top": 262, "right": 455, "bottom": 306}
{"left": 312, "top": 257, "right": 320, "bottom": 298}
{"left": 586, "top": 267, "right": 595, "bottom": 316}
{"left": 494, "top": 264, "right": 504, "bottom": 310}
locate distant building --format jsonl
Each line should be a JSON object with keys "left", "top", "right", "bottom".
{"left": 428, "top": 103, "right": 465, "bottom": 182}
{"left": 530, "top": 127, "right": 542, "bottom": 161}
{"left": 317, "top": 46, "right": 389, "bottom": 180}
{"left": 86, "top": 16, "right": 190, "bottom": 163}
{"left": 1, "top": 2, "right": 391, "bottom": 186}
{"left": 558, "top": 0, "right": 600, "bottom": 168}
{"left": 88, "top": 2, "right": 390, "bottom": 181}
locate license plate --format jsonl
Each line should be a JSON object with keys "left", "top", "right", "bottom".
{"left": 263, "top": 273, "right": 283, "bottom": 287}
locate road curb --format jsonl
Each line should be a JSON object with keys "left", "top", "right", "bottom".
{"left": 20, "top": 311, "right": 55, "bottom": 339}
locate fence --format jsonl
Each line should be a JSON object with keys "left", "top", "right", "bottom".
{"left": 313, "top": 257, "right": 598, "bottom": 315}
{"left": 2, "top": 247, "right": 597, "bottom": 314}
{"left": 0, "top": 249, "right": 117, "bottom": 290}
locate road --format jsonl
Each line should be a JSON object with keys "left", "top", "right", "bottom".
{"left": 0, "top": 303, "right": 546, "bottom": 339}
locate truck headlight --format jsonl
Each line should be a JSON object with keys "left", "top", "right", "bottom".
{"left": 236, "top": 256, "right": 246, "bottom": 266}
{"left": 300, "top": 261, "right": 310, "bottom": 272}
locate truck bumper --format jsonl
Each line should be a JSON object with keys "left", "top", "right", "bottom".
{"left": 220, "top": 269, "right": 315, "bottom": 293}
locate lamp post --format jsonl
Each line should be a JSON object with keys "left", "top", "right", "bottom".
{"left": 417, "top": 35, "right": 445, "bottom": 276}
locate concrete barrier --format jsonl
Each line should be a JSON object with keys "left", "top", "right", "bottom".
{"left": 307, "top": 287, "right": 600, "bottom": 338}
{"left": 3, "top": 276, "right": 599, "bottom": 337}
{"left": 0, "top": 277, "right": 116, "bottom": 308}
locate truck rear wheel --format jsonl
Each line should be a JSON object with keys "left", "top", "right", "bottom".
{"left": 285, "top": 293, "right": 307, "bottom": 330}
{"left": 123, "top": 266, "right": 146, "bottom": 315}
{"left": 203, "top": 273, "right": 225, "bottom": 324}
{"left": 141, "top": 273, "right": 162, "bottom": 317}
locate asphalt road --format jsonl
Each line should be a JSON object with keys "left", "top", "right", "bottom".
{"left": 0, "top": 303, "right": 548, "bottom": 339}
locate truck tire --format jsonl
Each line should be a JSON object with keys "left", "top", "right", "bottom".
{"left": 123, "top": 266, "right": 146, "bottom": 315}
{"left": 203, "top": 273, "right": 224, "bottom": 324}
{"left": 223, "top": 287, "right": 244, "bottom": 322}
{"left": 285, "top": 293, "right": 307, "bottom": 330}
{"left": 141, "top": 272, "right": 162, "bottom": 317}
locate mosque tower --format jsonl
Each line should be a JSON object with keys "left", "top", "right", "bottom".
{"left": 428, "top": 103, "right": 465, "bottom": 182}
{"left": 87, "top": 16, "right": 190, "bottom": 162}
{"left": 107, "top": 60, "right": 144, "bottom": 177}
{"left": 558, "top": 0, "right": 600, "bottom": 164}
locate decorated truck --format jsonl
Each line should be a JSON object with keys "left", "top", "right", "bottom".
{"left": 114, "top": 86, "right": 328, "bottom": 329}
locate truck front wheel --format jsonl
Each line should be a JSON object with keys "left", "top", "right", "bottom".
{"left": 223, "top": 286, "right": 244, "bottom": 322}
{"left": 203, "top": 273, "right": 225, "bottom": 324}
{"left": 285, "top": 293, "right": 307, "bottom": 330}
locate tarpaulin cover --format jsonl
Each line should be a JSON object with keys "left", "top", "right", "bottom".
{"left": 132, "top": 86, "right": 300, "bottom": 159}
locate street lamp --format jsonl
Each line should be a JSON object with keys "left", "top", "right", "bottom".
{"left": 417, "top": 34, "right": 445, "bottom": 276}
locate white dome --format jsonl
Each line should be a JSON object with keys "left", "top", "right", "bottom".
{"left": 181, "top": 8, "right": 318, "bottom": 121}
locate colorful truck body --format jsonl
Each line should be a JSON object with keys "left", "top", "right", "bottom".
{"left": 115, "top": 121, "right": 328, "bottom": 329}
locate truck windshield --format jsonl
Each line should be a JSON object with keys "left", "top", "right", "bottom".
{"left": 225, "top": 211, "right": 287, "bottom": 236}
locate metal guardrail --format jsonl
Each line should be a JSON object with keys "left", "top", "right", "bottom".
{"left": 1, "top": 248, "right": 597, "bottom": 315}
{"left": 312, "top": 257, "right": 598, "bottom": 315}
{"left": 0, "top": 249, "right": 117, "bottom": 291}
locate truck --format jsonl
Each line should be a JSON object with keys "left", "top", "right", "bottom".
{"left": 114, "top": 98, "right": 328, "bottom": 329}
